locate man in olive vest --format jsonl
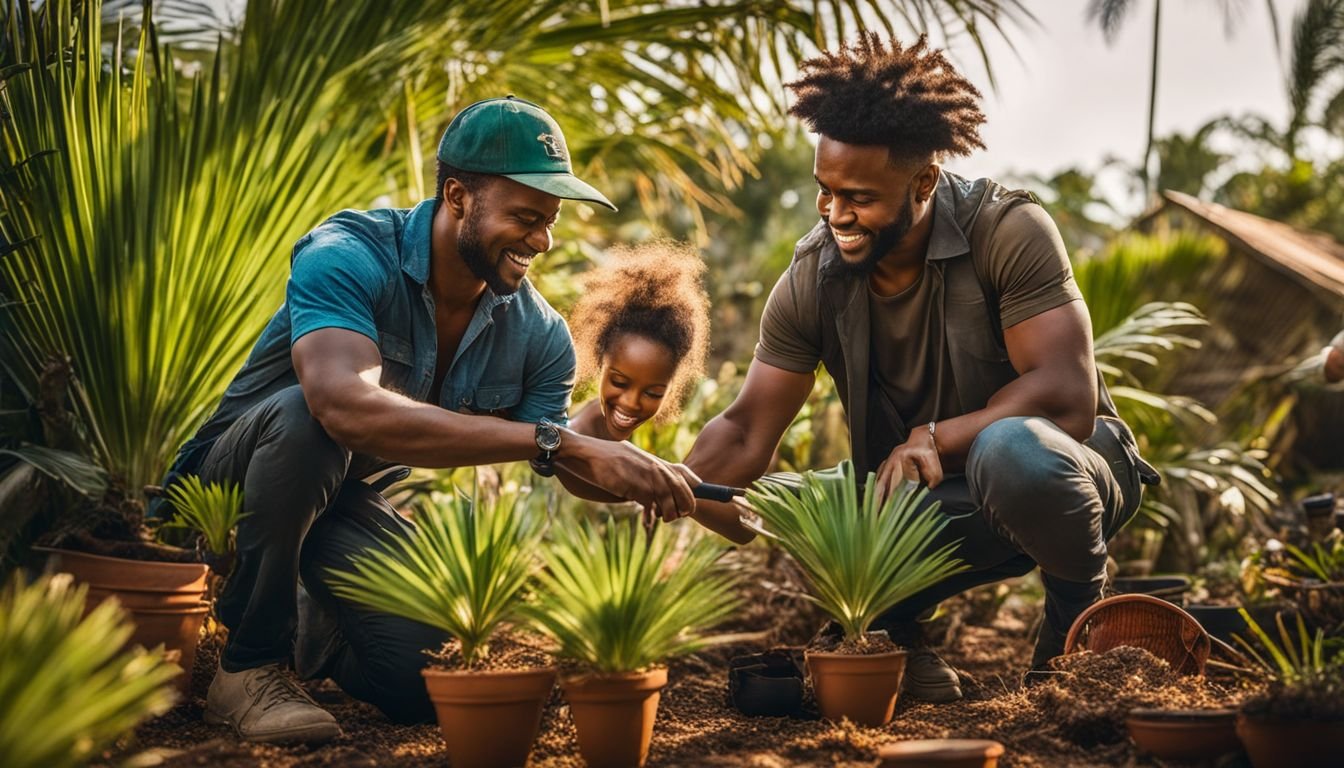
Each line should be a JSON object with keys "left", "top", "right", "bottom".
{"left": 683, "top": 35, "right": 1157, "bottom": 701}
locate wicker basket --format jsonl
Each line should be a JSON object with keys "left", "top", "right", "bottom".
{"left": 1064, "top": 594, "right": 1211, "bottom": 675}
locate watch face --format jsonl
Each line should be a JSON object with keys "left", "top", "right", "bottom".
{"left": 536, "top": 420, "right": 561, "bottom": 452}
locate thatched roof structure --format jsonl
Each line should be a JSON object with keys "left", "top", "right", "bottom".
{"left": 1141, "top": 192, "right": 1344, "bottom": 473}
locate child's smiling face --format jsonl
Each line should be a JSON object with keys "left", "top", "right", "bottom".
{"left": 598, "top": 333, "right": 679, "bottom": 441}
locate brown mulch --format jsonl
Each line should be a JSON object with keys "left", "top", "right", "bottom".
{"left": 101, "top": 548, "right": 1260, "bottom": 767}
{"left": 426, "top": 630, "right": 555, "bottom": 672}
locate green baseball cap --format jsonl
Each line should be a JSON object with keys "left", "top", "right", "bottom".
{"left": 436, "top": 95, "right": 616, "bottom": 211}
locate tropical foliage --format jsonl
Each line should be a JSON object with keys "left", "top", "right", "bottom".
{"left": 161, "top": 476, "right": 248, "bottom": 558}
{"left": 326, "top": 488, "right": 545, "bottom": 668}
{"left": 0, "top": 574, "right": 179, "bottom": 768}
{"left": 1074, "top": 231, "right": 1280, "bottom": 570}
{"left": 745, "top": 461, "right": 968, "bottom": 641}
{"left": 0, "top": 0, "right": 1031, "bottom": 549}
{"left": 1235, "top": 608, "right": 1342, "bottom": 687}
{"left": 524, "top": 516, "right": 742, "bottom": 673}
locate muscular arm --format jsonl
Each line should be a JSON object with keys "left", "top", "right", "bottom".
{"left": 293, "top": 328, "right": 698, "bottom": 512}
{"left": 936, "top": 300, "right": 1097, "bottom": 470}
{"left": 873, "top": 300, "right": 1097, "bottom": 495}
{"left": 683, "top": 360, "right": 816, "bottom": 543}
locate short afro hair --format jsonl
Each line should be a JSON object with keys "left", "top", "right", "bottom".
{"left": 787, "top": 33, "right": 987, "bottom": 162}
{"left": 569, "top": 241, "right": 710, "bottom": 423}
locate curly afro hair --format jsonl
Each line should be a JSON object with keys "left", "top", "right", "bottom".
{"left": 569, "top": 241, "right": 710, "bottom": 423}
{"left": 787, "top": 33, "right": 987, "bottom": 162}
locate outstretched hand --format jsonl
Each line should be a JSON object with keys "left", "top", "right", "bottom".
{"left": 567, "top": 435, "right": 701, "bottom": 522}
{"left": 873, "top": 426, "right": 943, "bottom": 507}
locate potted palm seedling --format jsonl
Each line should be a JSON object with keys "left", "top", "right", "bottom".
{"left": 161, "top": 476, "right": 250, "bottom": 574}
{"left": 745, "top": 461, "right": 967, "bottom": 726}
{"left": 1233, "top": 609, "right": 1344, "bottom": 767}
{"left": 0, "top": 573, "right": 179, "bottom": 768}
{"left": 35, "top": 472, "right": 247, "bottom": 697}
{"left": 326, "top": 488, "right": 550, "bottom": 768}
{"left": 524, "top": 516, "right": 744, "bottom": 768}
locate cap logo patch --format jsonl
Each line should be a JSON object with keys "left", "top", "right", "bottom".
{"left": 536, "top": 133, "right": 567, "bottom": 161}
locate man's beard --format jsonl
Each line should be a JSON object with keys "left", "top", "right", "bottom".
{"left": 458, "top": 207, "right": 517, "bottom": 296}
{"left": 839, "top": 194, "right": 914, "bottom": 277}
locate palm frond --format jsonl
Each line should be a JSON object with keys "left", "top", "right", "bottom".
{"left": 161, "top": 474, "right": 247, "bottom": 557}
{"left": 746, "top": 461, "right": 968, "bottom": 640}
{"left": 0, "top": 444, "right": 106, "bottom": 497}
{"left": 0, "top": 574, "right": 178, "bottom": 768}
{"left": 325, "top": 487, "right": 544, "bottom": 668}
{"left": 523, "top": 516, "right": 743, "bottom": 673}
{"left": 1286, "top": 0, "right": 1344, "bottom": 151}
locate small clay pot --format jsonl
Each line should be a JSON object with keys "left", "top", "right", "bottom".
{"left": 1236, "top": 713, "right": 1344, "bottom": 768}
{"left": 805, "top": 649, "right": 907, "bottom": 726}
{"left": 1125, "top": 708, "right": 1240, "bottom": 761}
{"left": 562, "top": 667, "right": 668, "bottom": 768}
{"left": 422, "top": 666, "right": 556, "bottom": 768}
{"left": 878, "top": 738, "right": 1005, "bottom": 767}
{"left": 37, "top": 546, "right": 210, "bottom": 696}
{"left": 1112, "top": 575, "right": 1191, "bottom": 604}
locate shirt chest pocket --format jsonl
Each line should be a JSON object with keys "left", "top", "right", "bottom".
{"left": 377, "top": 331, "right": 416, "bottom": 389}
{"left": 462, "top": 384, "right": 522, "bottom": 417}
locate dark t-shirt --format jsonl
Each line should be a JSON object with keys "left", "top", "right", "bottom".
{"left": 756, "top": 202, "right": 1082, "bottom": 424}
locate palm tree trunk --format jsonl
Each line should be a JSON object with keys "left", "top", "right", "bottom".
{"left": 1143, "top": 0, "right": 1162, "bottom": 203}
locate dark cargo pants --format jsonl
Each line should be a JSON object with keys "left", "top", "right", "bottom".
{"left": 194, "top": 385, "right": 445, "bottom": 724}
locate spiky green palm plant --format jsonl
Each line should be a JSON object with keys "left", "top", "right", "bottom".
{"left": 1234, "top": 608, "right": 1341, "bottom": 688}
{"left": 161, "top": 475, "right": 248, "bottom": 557}
{"left": 524, "top": 516, "right": 743, "bottom": 673}
{"left": 0, "top": 574, "right": 178, "bottom": 768}
{"left": 325, "top": 489, "right": 545, "bottom": 668}
{"left": 744, "top": 461, "right": 967, "bottom": 642}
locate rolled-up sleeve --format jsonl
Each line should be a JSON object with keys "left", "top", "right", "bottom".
{"left": 513, "top": 317, "right": 576, "bottom": 426}
{"left": 287, "top": 228, "right": 388, "bottom": 346}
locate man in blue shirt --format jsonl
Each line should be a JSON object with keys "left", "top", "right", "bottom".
{"left": 167, "top": 97, "right": 701, "bottom": 742}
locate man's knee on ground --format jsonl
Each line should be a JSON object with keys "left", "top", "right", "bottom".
{"left": 360, "top": 650, "right": 437, "bottom": 725}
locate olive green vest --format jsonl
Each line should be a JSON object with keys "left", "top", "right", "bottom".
{"left": 800, "top": 171, "right": 1121, "bottom": 476}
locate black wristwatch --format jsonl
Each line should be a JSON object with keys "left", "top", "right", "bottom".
{"left": 531, "top": 417, "right": 561, "bottom": 477}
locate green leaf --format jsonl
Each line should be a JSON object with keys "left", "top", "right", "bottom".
{"left": 523, "top": 515, "right": 743, "bottom": 673}
{"left": 746, "top": 460, "right": 968, "bottom": 641}
{"left": 0, "top": 444, "right": 106, "bottom": 497}
{"left": 161, "top": 474, "right": 248, "bottom": 556}
{"left": 326, "top": 485, "right": 544, "bottom": 668}
{"left": 0, "top": 574, "right": 178, "bottom": 768}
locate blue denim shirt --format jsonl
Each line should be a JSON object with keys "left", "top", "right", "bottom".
{"left": 167, "top": 199, "right": 575, "bottom": 475}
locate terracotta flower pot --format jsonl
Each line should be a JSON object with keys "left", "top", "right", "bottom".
{"left": 562, "top": 667, "right": 668, "bottom": 768}
{"left": 1236, "top": 713, "right": 1344, "bottom": 768}
{"left": 805, "top": 649, "right": 907, "bottom": 726}
{"left": 421, "top": 666, "right": 557, "bottom": 768}
{"left": 1125, "top": 708, "right": 1240, "bottom": 761}
{"left": 37, "top": 546, "right": 209, "bottom": 695}
{"left": 878, "top": 739, "right": 1005, "bottom": 768}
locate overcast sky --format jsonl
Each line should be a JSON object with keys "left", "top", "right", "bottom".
{"left": 959, "top": 0, "right": 1295, "bottom": 212}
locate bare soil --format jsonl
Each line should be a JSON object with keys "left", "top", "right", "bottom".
{"left": 100, "top": 547, "right": 1260, "bottom": 767}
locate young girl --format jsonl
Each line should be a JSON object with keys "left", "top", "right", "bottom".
{"left": 568, "top": 241, "right": 711, "bottom": 442}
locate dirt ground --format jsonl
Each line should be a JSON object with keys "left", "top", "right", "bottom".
{"left": 102, "top": 548, "right": 1258, "bottom": 767}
